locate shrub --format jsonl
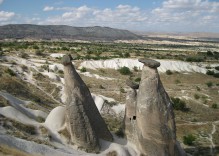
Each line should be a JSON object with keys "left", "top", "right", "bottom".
{"left": 175, "top": 79, "right": 181, "bottom": 84}
{"left": 35, "top": 50, "right": 43, "bottom": 56}
{"left": 212, "top": 103, "right": 218, "bottom": 109}
{"left": 196, "top": 86, "right": 201, "bottom": 91}
{"left": 36, "top": 117, "right": 45, "bottom": 123}
{"left": 0, "top": 51, "right": 3, "bottom": 56}
{"left": 206, "top": 70, "right": 214, "bottom": 75}
{"left": 215, "top": 66, "right": 219, "bottom": 71}
{"left": 103, "top": 116, "right": 122, "bottom": 132}
{"left": 194, "top": 94, "right": 200, "bottom": 100}
{"left": 213, "top": 72, "right": 219, "bottom": 78}
{"left": 105, "top": 101, "right": 117, "bottom": 107}
{"left": 183, "top": 134, "right": 196, "bottom": 146}
{"left": 21, "top": 65, "right": 28, "bottom": 72}
{"left": 118, "top": 66, "right": 131, "bottom": 75}
{"left": 205, "top": 66, "right": 212, "bottom": 69}
{"left": 206, "top": 81, "right": 213, "bottom": 87}
{"left": 123, "top": 52, "right": 130, "bottom": 58}
{"left": 135, "top": 77, "right": 141, "bottom": 82}
{"left": 106, "top": 151, "right": 118, "bottom": 156}
{"left": 41, "top": 65, "right": 48, "bottom": 71}
{"left": 207, "top": 51, "right": 214, "bottom": 56}
{"left": 171, "top": 97, "right": 187, "bottom": 111}
{"left": 6, "top": 68, "right": 16, "bottom": 76}
{"left": 58, "top": 70, "right": 64, "bottom": 74}
{"left": 166, "top": 70, "right": 173, "bottom": 75}
{"left": 10, "top": 120, "right": 36, "bottom": 135}
{"left": 34, "top": 97, "right": 41, "bottom": 103}
{"left": 186, "top": 56, "right": 204, "bottom": 62}
{"left": 120, "top": 87, "right": 126, "bottom": 93}
{"left": 33, "top": 45, "right": 39, "bottom": 49}
{"left": 20, "top": 52, "right": 29, "bottom": 59}
{"left": 115, "top": 128, "right": 124, "bottom": 138}
{"left": 80, "top": 67, "right": 87, "bottom": 72}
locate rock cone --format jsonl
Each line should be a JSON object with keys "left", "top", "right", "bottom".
{"left": 125, "top": 58, "right": 185, "bottom": 156}
{"left": 62, "top": 55, "right": 113, "bottom": 152}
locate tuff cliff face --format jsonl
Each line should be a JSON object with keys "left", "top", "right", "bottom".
{"left": 62, "top": 55, "right": 113, "bottom": 152}
{"left": 125, "top": 59, "right": 186, "bottom": 156}
{"left": 124, "top": 79, "right": 139, "bottom": 144}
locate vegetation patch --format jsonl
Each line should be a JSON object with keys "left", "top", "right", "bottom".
{"left": 134, "top": 77, "right": 141, "bottom": 82}
{"left": 206, "top": 81, "right": 213, "bottom": 87}
{"left": 0, "top": 144, "right": 31, "bottom": 156}
{"left": 118, "top": 66, "right": 132, "bottom": 75}
{"left": 183, "top": 134, "right": 196, "bottom": 146}
{"left": 212, "top": 103, "right": 218, "bottom": 109}
{"left": 106, "top": 151, "right": 118, "bottom": 156}
{"left": 80, "top": 67, "right": 87, "bottom": 72}
{"left": 103, "top": 115, "right": 123, "bottom": 133}
{"left": 58, "top": 128, "right": 71, "bottom": 143}
{"left": 166, "top": 70, "right": 173, "bottom": 75}
{"left": 5, "top": 68, "right": 16, "bottom": 76}
{"left": 194, "top": 94, "right": 200, "bottom": 100}
{"left": 171, "top": 97, "right": 188, "bottom": 112}
{"left": 0, "top": 96, "right": 10, "bottom": 107}
{"left": 10, "top": 120, "right": 36, "bottom": 135}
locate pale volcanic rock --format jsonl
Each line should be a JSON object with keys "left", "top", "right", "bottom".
{"left": 62, "top": 55, "right": 113, "bottom": 153}
{"left": 124, "top": 58, "right": 186, "bottom": 156}
{"left": 124, "top": 86, "right": 138, "bottom": 144}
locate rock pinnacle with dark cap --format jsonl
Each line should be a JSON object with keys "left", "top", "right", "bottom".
{"left": 62, "top": 54, "right": 113, "bottom": 153}
{"left": 138, "top": 58, "right": 160, "bottom": 68}
{"left": 124, "top": 58, "right": 186, "bottom": 156}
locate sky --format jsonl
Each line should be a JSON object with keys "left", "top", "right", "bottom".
{"left": 0, "top": 0, "right": 219, "bottom": 32}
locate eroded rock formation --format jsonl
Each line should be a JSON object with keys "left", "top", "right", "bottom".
{"left": 125, "top": 58, "right": 185, "bottom": 156}
{"left": 62, "top": 55, "right": 113, "bottom": 152}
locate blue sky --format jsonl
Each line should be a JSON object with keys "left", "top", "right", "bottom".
{"left": 0, "top": 0, "right": 219, "bottom": 32}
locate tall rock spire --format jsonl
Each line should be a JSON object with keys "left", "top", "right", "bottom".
{"left": 125, "top": 58, "right": 185, "bottom": 156}
{"left": 62, "top": 55, "right": 113, "bottom": 152}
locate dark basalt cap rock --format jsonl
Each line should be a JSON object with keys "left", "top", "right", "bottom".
{"left": 138, "top": 58, "right": 160, "bottom": 68}
{"left": 61, "top": 54, "right": 73, "bottom": 66}
{"left": 126, "top": 79, "right": 139, "bottom": 89}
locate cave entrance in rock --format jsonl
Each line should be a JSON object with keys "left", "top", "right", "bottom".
{"left": 133, "top": 116, "right": 136, "bottom": 120}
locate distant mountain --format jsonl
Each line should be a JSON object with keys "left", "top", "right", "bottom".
{"left": 0, "top": 24, "right": 141, "bottom": 41}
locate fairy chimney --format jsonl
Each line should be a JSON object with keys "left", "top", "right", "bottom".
{"left": 62, "top": 55, "right": 113, "bottom": 152}
{"left": 125, "top": 58, "right": 186, "bottom": 156}
{"left": 124, "top": 79, "right": 138, "bottom": 144}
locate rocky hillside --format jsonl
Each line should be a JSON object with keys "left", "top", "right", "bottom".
{"left": 0, "top": 24, "right": 141, "bottom": 41}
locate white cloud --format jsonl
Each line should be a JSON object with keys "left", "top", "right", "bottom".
{"left": 43, "top": 6, "right": 54, "bottom": 11}
{"left": 28, "top": 1, "right": 219, "bottom": 32}
{"left": 150, "top": 0, "right": 219, "bottom": 31}
{"left": 43, "top": 6, "right": 79, "bottom": 11}
{"left": 41, "top": 5, "right": 147, "bottom": 30}
{"left": 0, "top": 11, "right": 15, "bottom": 22}
{"left": 0, "top": 0, "right": 3, "bottom": 5}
